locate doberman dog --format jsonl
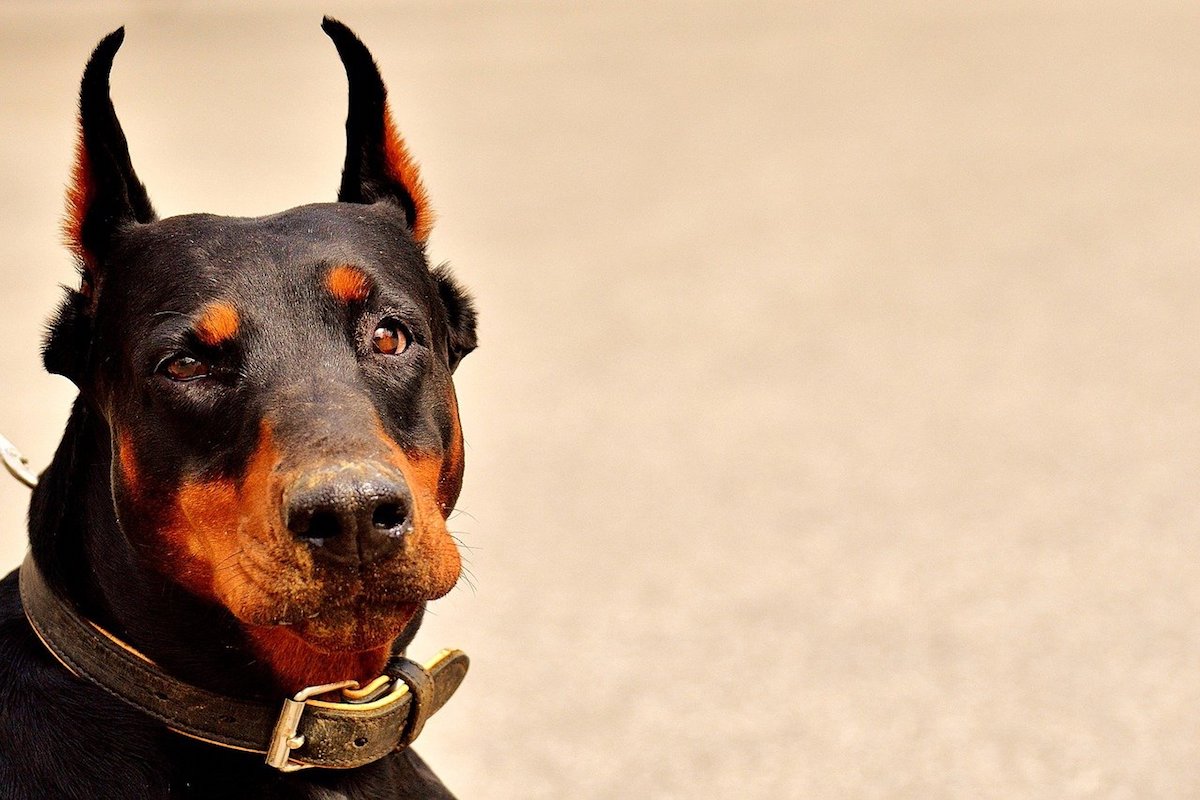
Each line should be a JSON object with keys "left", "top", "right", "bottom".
{"left": 0, "top": 19, "right": 477, "bottom": 799}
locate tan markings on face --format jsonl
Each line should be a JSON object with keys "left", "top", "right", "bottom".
{"left": 326, "top": 264, "right": 372, "bottom": 304}
{"left": 120, "top": 417, "right": 459, "bottom": 690}
{"left": 116, "top": 430, "right": 140, "bottom": 497}
{"left": 156, "top": 420, "right": 415, "bottom": 690}
{"left": 382, "top": 109, "right": 435, "bottom": 242}
{"left": 194, "top": 301, "right": 240, "bottom": 347}
{"left": 372, "top": 417, "right": 462, "bottom": 596}
{"left": 437, "top": 385, "right": 466, "bottom": 514}
{"left": 156, "top": 422, "right": 281, "bottom": 609}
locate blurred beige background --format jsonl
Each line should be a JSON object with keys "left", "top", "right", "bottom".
{"left": 1, "top": 1, "right": 1198, "bottom": 797}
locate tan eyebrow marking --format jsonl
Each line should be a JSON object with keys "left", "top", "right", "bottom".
{"left": 326, "top": 264, "right": 372, "bottom": 304}
{"left": 194, "top": 301, "right": 240, "bottom": 346}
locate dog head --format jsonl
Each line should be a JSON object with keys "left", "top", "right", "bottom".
{"left": 42, "top": 20, "right": 476, "bottom": 689}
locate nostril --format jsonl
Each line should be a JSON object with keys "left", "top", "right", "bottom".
{"left": 301, "top": 510, "right": 342, "bottom": 543}
{"left": 371, "top": 502, "right": 406, "bottom": 532}
{"left": 285, "top": 465, "right": 412, "bottom": 563}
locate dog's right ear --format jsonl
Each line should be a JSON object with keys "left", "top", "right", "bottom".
{"left": 64, "top": 27, "right": 157, "bottom": 278}
{"left": 46, "top": 27, "right": 157, "bottom": 382}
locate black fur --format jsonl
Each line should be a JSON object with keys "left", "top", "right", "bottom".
{"left": 325, "top": 18, "right": 422, "bottom": 232}
{"left": 41, "top": 286, "right": 91, "bottom": 386}
{"left": 432, "top": 264, "right": 478, "bottom": 372}
{"left": 0, "top": 19, "right": 475, "bottom": 799}
{"left": 77, "top": 28, "right": 157, "bottom": 259}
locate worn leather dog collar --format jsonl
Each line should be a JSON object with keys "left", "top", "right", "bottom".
{"left": 18, "top": 553, "right": 468, "bottom": 772}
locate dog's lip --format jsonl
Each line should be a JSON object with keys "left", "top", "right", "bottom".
{"left": 286, "top": 599, "right": 422, "bottom": 649}
{"left": 244, "top": 588, "right": 422, "bottom": 628}
{"left": 228, "top": 548, "right": 434, "bottom": 626}
{"left": 302, "top": 596, "right": 422, "bottom": 617}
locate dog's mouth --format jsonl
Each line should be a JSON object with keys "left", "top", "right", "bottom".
{"left": 203, "top": 542, "right": 455, "bottom": 690}
{"left": 123, "top": 488, "right": 460, "bottom": 662}
{"left": 253, "top": 598, "right": 422, "bottom": 657}
{"left": 211, "top": 515, "right": 461, "bottom": 655}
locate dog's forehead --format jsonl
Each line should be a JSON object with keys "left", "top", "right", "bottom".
{"left": 111, "top": 201, "right": 427, "bottom": 307}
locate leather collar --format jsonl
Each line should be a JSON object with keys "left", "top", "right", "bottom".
{"left": 18, "top": 553, "right": 468, "bottom": 772}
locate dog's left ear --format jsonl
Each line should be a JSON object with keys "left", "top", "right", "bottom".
{"left": 431, "top": 264, "right": 477, "bottom": 371}
{"left": 323, "top": 17, "right": 434, "bottom": 243}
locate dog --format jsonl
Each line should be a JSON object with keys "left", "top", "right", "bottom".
{"left": 0, "top": 18, "right": 477, "bottom": 799}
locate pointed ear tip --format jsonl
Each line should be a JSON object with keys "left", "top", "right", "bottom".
{"left": 86, "top": 25, "right": 127, "bottom": 73}
{"left": 321, "top": 16, "right": 349, "bottom": 38}
{"left": 100, "top": 26, "right": 126, "bottom": 48}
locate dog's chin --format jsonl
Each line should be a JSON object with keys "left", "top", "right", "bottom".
{"left": 289, "top": 602, "right": 421, "bottom": 653}
{"left": 233, "top": 598, "right": 425, "bottom": 691}
{"left": 217, "top": 539, "right": 460, "bottom": 665}
{"left": 231, "top": 590, "right": 422, "bottom": 652}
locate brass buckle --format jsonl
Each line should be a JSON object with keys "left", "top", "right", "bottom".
{"left": 265, "top": 679, "right": 359, "bottom": 772}
{"left": 264, "top": 658, "right": 440, "bottom": 772}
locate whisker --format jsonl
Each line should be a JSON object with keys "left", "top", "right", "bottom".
{"left": 450, "top": 534, "right": 480, "bottom": 553}
{"left": 447, "top": 507, "right": 478, "bottom": 523}
{"left": 456, "top": 565, "right": 478, "bottom": 595}
{"left": 213, "top": 548, "right": 245, "bottom": 571}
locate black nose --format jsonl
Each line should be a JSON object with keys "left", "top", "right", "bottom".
{"left": 284, "top": 463, "right": 412, "bottom": 564}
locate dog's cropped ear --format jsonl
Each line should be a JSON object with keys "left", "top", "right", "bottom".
{"left": 322, "top": 17, "right": 434, "bottom": 243}
{"left": 47, "top": 27, "right": 156, "bottom": 383}
{"left": 64, "top": 27, "right": 156, "bottom": 278}
{"left": 431, "top": 264, "right": 477, "bottom": 371}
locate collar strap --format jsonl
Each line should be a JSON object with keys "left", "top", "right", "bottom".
{"left": 18, "top": 554, "right": 468, "bottom": 772}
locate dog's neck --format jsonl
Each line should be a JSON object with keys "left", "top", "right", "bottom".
{"left": 27, "top": 399, "right": 415, "bottom": 700}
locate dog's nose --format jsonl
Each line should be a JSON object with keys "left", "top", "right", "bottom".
{"left": 284, "top": 463, "right": 412, "bottom": 564}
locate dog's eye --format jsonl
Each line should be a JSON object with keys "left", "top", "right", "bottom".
{"left": 160, "top": 355, "right": 210, "bottom": 381}
{"left": 372, "top": 320, "right": 409, "bottom": 355}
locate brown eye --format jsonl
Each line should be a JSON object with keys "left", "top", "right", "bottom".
{"left": 372, "top": 320, "right": 408, "bottom": 355}
{"left": 162, "top": 355, "right": 209, "bottom": 381}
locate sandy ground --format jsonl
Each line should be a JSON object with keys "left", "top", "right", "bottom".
{"left": 1, "top": 1, "right": 1199, "bottom": 797}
